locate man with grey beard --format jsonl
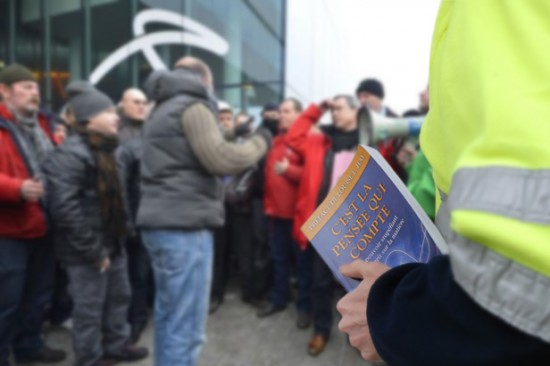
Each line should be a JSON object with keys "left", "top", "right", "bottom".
{"left": 0, "top": 64, "right": 66, "bottom": 365}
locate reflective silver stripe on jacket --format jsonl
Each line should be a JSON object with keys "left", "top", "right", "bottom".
{"left": 437, "top": 167, "right": 550, "bottom": 343}
{"left": 449, "top": 167, "right": 550, "bottom": 224}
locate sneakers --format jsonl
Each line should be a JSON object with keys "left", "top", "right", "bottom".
{"left": 103, "top": 344, "right": 149, "bottom": 363}
{"left": 16, "top": 346, "right": 67, "bottom": 364}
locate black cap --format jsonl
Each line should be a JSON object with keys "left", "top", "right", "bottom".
{"left": 0, "top": 64, "right": 36, "bottom": 85}
{"left": 356, "top": 78, "right": 384, "bottom": 99}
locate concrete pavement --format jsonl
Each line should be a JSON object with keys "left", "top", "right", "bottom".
{"left": 37, "top": 287, "right": 372, "bottom": 366}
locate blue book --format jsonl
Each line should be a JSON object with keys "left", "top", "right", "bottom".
{"left": 301, "top": 145, "right": 448, "bottom": 291}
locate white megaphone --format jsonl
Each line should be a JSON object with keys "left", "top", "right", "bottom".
{"left": 357, "top": 106, "right": 424, "bottom": 146}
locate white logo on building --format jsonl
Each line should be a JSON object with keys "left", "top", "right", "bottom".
{"left": 89, "top": 9, "right": 230, "bottom": 85}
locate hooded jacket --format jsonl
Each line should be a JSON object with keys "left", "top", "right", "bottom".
{"left": 137, "top": 69, "right": 225, "bottom": 229}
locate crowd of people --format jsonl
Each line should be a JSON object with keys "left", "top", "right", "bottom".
{"left": 0, "top": 55, "right": 430, "bottom": 366}
{"left": 208, "top": 75, "right": 436, "bottom": 359}
{"left": 2, "top": 3, "right": 550, "bottom": 364}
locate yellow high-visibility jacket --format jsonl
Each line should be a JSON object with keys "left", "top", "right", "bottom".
{"left": 422, "top": 0, "right": 550, "bottom": 342}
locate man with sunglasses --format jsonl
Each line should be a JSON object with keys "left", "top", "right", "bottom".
{"left": 118, "top": 88, "right": 148, "bottom": 142}
{"left": 117, "top": 88, "right": 152, "bottom": 344}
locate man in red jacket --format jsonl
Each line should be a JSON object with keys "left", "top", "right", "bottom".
{"left": 258, "top": 98, "right": 314, "bottom": 330}
{"left": 0, "top": 64, "right": 66, "bottom": 365}
{"left": 285, "top": 95, "right": 359, "bottom": 356}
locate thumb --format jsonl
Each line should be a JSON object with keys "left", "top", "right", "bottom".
{"left": 340, "top": 260, "right": 369, "bottom": 280}
{"left": 340, "top": 260, "right": 390, "bottom": 281}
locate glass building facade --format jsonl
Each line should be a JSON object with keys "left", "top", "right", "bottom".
{"left": 0, "top": 0, "right": 286, "bottom": 112}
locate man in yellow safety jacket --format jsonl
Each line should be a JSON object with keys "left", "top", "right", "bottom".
{"left": 337, "top": 1, "right": 550, "bottom": 364}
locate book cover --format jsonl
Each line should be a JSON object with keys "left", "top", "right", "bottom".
{"left": 301, "top": 145, "right": 448, "bottom": 291}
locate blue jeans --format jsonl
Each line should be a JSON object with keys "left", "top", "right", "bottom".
{"left": 0, "top": 237, "right": 55, "bottom": 366}
{"left": 142, "top": 230, "right": 213, "bottom": 366}
{"left": 268, "top": 218, "right": 312, "bottom": 314}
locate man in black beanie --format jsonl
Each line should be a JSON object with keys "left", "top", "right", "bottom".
{"left": 0, "top": 63, "right": 66, "bottom": 365}
{"left": 43, "top": 81, "right": 148, "bottom": 366}
{"left": 260, "top": 103, "right": 280, "bottom": 136}
{"left": 355, "top": 78, "right": 397, "bottom": 117}
{"left": 356, "top": 78, "right": 408, "bottom": 182}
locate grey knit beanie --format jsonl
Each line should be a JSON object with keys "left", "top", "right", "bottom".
{"left": 65, "top": 81, "right": 114, "bottom": 123}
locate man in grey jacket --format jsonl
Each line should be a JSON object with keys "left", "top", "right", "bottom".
{"left": 137, "top": 57, "right": 271, "bottom": 366}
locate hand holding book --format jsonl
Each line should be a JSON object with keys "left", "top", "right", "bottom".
{"left": 336, "top": 260, "right": 390, "bottom": 362}
{"left": 302, "top": 145, "right": 447, "bottom": 291}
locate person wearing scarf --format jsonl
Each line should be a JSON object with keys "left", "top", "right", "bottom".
{"left": 283, "top": 95, "right": 360, "bottom": 356}
{"left": 0, "top": 63, "right": 66, "bottom": 365}
{"left": 43, "top": 81, "right": 148, "bottom": 366}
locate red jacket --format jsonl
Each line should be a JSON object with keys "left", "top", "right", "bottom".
{"left": 0, "top": 103, "right": 57, "bottom": 239}
{"left": 263, "top": 133, "right": 303, "bottom": 219}
{"left": 284, "top": 105, "right": 331, "bottom": 250}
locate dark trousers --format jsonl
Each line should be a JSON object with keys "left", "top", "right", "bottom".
{"left": 48, "top": 263, "right": 73, "bottom": 326}
{"left": 211, "top": 204, "right": 269, "bottom": 303}
{"left": 312, "top": 250, "right": 334, "bottom": 338}
{"left": 251, "top": 199, "right": 271, "bottom": 300}
{"left": 0, "top": 237, "right": 55, "bottom": 365}
{"left": 66, "top": 256, "right": 131, "bottom": 366}
{"left": 126, "top": 234, "right": 152, "bottom": 328}
{"left": 232, "top": 212, "right": 257, "bottom": 302}
{"left": 211, "top": 223, "right": 231, "bottom": 303}
{"left": 268, "top": 218, "right": 312, "bottom": 314}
